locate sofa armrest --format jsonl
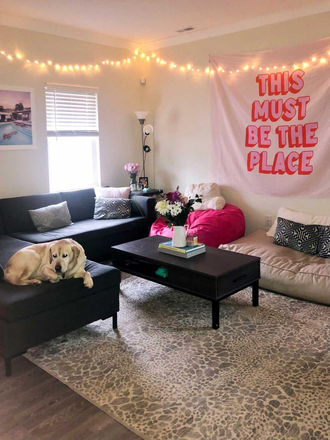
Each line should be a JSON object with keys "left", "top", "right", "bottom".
{"left": 130, "top": 196, "right": 156, "bottom": 224}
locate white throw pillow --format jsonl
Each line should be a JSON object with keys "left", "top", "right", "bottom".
{"left": 185, "top": 183, "right": 226, "bottom": 211}
{"left": 94, "top": 186, "right": 130, "bottom": 199}
{"left": 267, "top": 207, "right": 330, "bottom": 237}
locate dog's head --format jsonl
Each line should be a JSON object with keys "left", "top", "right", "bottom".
{"left": 49, "top": 239, "right": 81, "bottom": 277}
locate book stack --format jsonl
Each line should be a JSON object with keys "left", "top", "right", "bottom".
{"left": 158, "top": 241, "right": 206, "bottom": 259}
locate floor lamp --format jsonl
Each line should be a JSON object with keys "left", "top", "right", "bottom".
{"left": 134, "top": 111, "right": 153, "bottom": 187}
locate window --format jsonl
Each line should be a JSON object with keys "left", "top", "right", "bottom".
{"left": 45, "top": 83, "right": 100, "bottom": 192}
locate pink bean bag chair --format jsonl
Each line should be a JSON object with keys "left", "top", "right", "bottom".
{"left": 150, "top": 203, "right": 245, "bottom": 248}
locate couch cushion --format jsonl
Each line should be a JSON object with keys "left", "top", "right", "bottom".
{"left": 318, "top": 226, "right": 330, "bottom": 258}
{"left": 0, "top": 193, "right": 62, "bottom": 234}
{"left": 10, "top": 217, "right": 149, "bottom": 244}
{"left": 0, "top": 236, "right": 31, "bottom": 267}
{"left": 0, "top": 215, "right": 4, "bottom": 236}
{"left": 0, "top": 261, "right": 120, "bottom": 322}
{"left": 94, "top": 197, "right": 132, "bottom": 220}
{"left": 220, "top": 229, "right": 330, "bottom": 305}
{"left": 60, "top": 188, "right": 95, "bottom": 222}
{"left": 29, "top": 201, "right": 73, "bottom": 232}
{"left": 274, "top": 217, "right": 320, "bottom": 256}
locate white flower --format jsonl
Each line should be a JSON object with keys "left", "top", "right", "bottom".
{"left": 156, "top": 200, "right": 169, "bottom": 215}
{"left": 168, "top": 201, "right": 182, "bottom": 217}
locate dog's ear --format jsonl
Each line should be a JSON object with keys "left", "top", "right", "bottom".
{"left": 71, "top": 244, "right": 81, "bottom": 264}
{"left": 49, "top": 246, "right": 53, "bottom": 265}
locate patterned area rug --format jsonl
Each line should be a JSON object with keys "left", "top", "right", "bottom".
{"left": 25, "top": 275, "right": 330, "bottom": 440}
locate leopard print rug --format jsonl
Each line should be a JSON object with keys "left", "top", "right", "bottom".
{"left": 25, "top": 275, "right": 330, "bottom": 440}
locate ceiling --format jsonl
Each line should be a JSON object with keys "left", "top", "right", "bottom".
{"left": 1, "top": 0, "right": 330, "bottom": 49}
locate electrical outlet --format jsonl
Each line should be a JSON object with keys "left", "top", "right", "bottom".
{"left": 265, "top": 215, "right": 273, "bottom": 228}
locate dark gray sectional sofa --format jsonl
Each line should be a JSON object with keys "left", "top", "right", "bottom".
{"left": 0, "top": 188, "right": 156, "bottom": 376}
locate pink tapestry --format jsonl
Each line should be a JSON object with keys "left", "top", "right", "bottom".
{"left": 210, "top": 38, "right": 330, "bottom": 198}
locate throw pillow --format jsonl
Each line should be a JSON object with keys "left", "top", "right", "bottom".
{"left": 267, "top": 207, "right": 330, "bottom": 237}
{"left": 29, "top": 201, "right": 73, "bottom": 233}
{"left": 318, "top": 226, "right": 330, "bottom": 258}
{"left": 93, "top": 197, "right": 132, "bottom": 220}
{"left": 94, "top": 186, "right": 131, "bottom": 199}
{"left": 274, "top": 217, "right": 320, "bottom": 256}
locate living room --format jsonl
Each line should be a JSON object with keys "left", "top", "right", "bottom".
{"left": 0, "top": 1, "right": 330, "bottom": 439}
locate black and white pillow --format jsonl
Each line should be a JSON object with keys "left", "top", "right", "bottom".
{"left": 318, "top": 226, "right": 330, "bottom": 258}
{"left": 274, "top": 217, "right": 320, "bottom": 256}
{"left": 93, "top": 197, "right": 132, "bottom": 220}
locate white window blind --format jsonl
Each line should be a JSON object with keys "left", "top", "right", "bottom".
{"left": 45, "top": 83, "right": 99, "bottom": 137}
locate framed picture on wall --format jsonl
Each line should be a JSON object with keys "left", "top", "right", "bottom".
{"left": 139, "top": 176, "right": 149, "bottom": 188}
{"left": 0, "top": 86, "right": 36, "bottom": 150}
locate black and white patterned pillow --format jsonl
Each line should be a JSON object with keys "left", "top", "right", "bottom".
{"left": 318, "top": 226, "right": 330, "bottom": 258}
{"left": 274, "top": 217, "right": 320, "bottom": 256}
{"left": 93, "top": 197, "right": 132, "bottom": 220}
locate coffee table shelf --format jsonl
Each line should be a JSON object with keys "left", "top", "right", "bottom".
{"left": 112, "top": 236, "right": 260, "bottom": 329}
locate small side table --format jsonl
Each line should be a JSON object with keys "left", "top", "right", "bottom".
{"left": 131, "top": 189, "right": 163, "bottom": 197}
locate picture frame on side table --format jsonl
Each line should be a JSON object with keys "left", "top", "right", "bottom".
{"left": 139, "top": 176, "right": 149, "bottom": 188}
{"left": 0, "top": 86, "right": 36, "bottom": 150}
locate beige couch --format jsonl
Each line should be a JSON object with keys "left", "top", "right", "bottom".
{"left": 220, "top": 229, "right": 330, "bottom": 305}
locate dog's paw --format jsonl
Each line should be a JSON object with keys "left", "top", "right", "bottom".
{"left": 84, "top": 277, "right": 94, "bottom": 289}
{"left": 27, "top": 279, "right": 42, "bottom": 285}
{"left": 50, "top": 277, "right": 60, "bottom": 283}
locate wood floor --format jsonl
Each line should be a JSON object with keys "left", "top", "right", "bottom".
{"left": 0, "top": 356, "right": 141, "bottom": 440}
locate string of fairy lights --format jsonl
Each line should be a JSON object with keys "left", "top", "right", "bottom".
{"left": 1, "top": 47, "right": 330, "bottom": 76}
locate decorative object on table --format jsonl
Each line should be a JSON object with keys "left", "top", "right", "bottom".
{"left": 139, "top": 176, "right": 148, "bottom": 188}
{"left": 124, "top": 163, "right": 140, "bottom": 190}
{"left": 186, "top": 231, "right": 199, "bottom": 246}
{"left": 0, "top": 86, "right": 36, "bottom": 150}
{"left": 155, "top": 188, "right": 202, "bottom": 247}
{"left": 158, "top": 240, "right": 205, "bottom": 259}
{"left": 134, "top": 111, "right": 154, "bottom": 186}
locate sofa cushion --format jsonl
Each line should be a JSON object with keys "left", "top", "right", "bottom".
{"left": 60, "top": 188, "right": 95, "bottom": 222}
{"left": 318, "top": 226, "right": 330, "bottom": 258}
{"left": 29, "top": 201, "right": 73, "bottom": 232}
{"left": 267, "top": 207, "right": 330, "bottom": 237}
{"left": 10, "top": 217, "right": 149, "bottom": 244}
{"left": 0, "top": 193, "right": 62, "bottom": 234}
{"left": 220, "top": 229, "right": 330, "bottom": 305}
{"left": 274, "top": 217, "right": 320, "bottom": 256}
{"left": 0, "top": 236, "right": 31, "bottom": 267}
{"left": 94, "top": 197, "right": 132, "bottom": 220}
{"left": 0, "top": 261, "right": 120, "bottom": 322}
{"left": 95, "top": 186, "right": 131, "bottom": 199}
{"left": 0, "top": 215, "right": 4, "bottom": 236}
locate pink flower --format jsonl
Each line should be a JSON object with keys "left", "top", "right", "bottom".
{"left": 124, "top": 163, "right": 141, "bottom": 175}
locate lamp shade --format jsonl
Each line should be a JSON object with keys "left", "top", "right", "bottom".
{"left": 143, "top": 124, "right": 153, "bottom": 136}
{"left": 134, "top": 111, "right": 149, "bottom": 121}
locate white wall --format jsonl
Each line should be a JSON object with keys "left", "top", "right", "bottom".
{"left": 0, "top": 25, "right": 144, "bottom": 198}
{"left": 143, "top": 12, "right": 330, "bottom": 234}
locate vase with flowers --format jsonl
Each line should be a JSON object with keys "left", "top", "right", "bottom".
{"left": 124, "top": 163, "right": 141, "bottom": 190}
{"left": 155, "top": 188, "right": 202, "bottom": 247}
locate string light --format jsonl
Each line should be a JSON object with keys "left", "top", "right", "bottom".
{"left": 1, "top": 44, "right": 330, "bottom": 78}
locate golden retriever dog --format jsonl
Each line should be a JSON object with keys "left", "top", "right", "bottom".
{"left": 3, "top": 239, "right": 93, "bottom": 288}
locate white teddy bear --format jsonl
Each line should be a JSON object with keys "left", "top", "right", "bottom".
{"left": 185, "top": 182, "right": 226, "bottom": 211}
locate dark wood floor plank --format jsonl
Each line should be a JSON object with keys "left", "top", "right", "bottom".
{"left": 0, "top": 356, "right": 141, "bottom": 440}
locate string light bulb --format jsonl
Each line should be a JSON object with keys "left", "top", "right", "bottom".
{"left": 16, "top": 53, "right": 22, "bottom": 59}
{"left": 55, "top": 64, "right": 60, "bottom": 69}
{"left": 47, "top": 60, "right": 52, "bottom": 65}
{"left": 312, "top": 57, "right": 317, "bottom": 62}
{"left": 7, "top": 55, "right": 13, "bottom": 60}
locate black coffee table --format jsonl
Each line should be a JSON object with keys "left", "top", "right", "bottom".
{"left": 112, "top": 236, "right": 260, "bottom": 329}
